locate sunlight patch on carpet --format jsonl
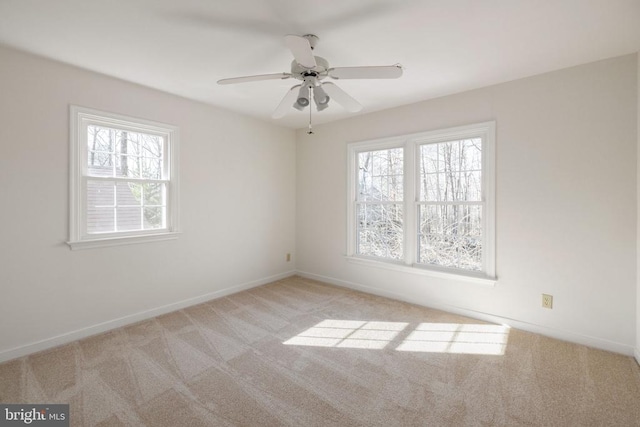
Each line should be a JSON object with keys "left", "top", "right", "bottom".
{"left": 396, "top": 323, "right": 510, "bottom": 355}
{"left": 283, "top": 319, "right": 408, "bottom": 349}
{"left": 284, "top": 320, "right": 510, "bottom": 355}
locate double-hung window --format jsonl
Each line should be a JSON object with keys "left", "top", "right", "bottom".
{"left": 68, "top": 106, "right": 180, "bottom": 249}
{"left": 356, "top": 146, "right": 405, "bottom": 260}
{"left": 347, "top": 122, "right": 495, "bottom": 282}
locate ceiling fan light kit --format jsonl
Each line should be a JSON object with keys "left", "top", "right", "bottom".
{"left": 218, "top": 34, "right": 403, "bottom": 133}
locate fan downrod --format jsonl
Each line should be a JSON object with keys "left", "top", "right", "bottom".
{"left": 302, "top": 34, "right": 319, "bottom": 50}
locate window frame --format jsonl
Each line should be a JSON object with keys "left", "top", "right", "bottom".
{"left": 68, "top": 106, "right": 180, "bottom": 250}
{"left": 347, "top": 122, "right": 496, "bottom": 284}
{"left": 354, "top": 142, "right": 406, "bottom": 262}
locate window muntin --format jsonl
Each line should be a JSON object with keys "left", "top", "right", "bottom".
{"left": 347, "top": 122, "right": 495, "bottom": 280}
{"left": 69, "top": 106, "right": 179, "bottom": 249}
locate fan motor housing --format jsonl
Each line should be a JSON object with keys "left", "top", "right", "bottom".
{"left": 291, "top": 56, "right": 329, "bottom": 80}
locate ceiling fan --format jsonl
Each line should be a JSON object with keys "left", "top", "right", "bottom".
{"left": 218, "top": 34, "right": 403, "bottom": 130}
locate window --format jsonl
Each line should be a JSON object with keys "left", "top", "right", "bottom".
{"left": 68, "top": 106, "right": 179, "bottom": 249}
{"left": 356, "top": 147, "right": 404, "bottom": 260}
{"left": 347, "top": 122, "right": 495, "bottom": 281}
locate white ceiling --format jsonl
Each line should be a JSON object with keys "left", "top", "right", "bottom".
{"left": 0, "top": 0, "right": 639, "bottom": 129}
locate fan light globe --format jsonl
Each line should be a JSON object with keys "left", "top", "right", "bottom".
{"left": 313, "top": 85, "right": 330, "bottom": 105}
{"left": 295, "top": 84, "right": 310, "bottom": 109}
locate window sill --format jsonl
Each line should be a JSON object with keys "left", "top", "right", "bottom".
{"left": 345, "top": 256, "right": 497, "bottom": 287}
{"left": 67, "top": 232, "right": 180, "bottom": 250}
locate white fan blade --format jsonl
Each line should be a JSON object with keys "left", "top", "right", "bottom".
{"left": 328, "top": 65, "right": 403, "bottom": 80}
{"left": 218, "top": 73, "right": 291, "bottom": 85}
{"left": 284, "top": 35, "right": 317, "bottom": 69}
{"left": 322, "top": 82, "right": 363, "bottom": 112}
{"left": 272, "top": 85, "right": 301, "bottom": 119}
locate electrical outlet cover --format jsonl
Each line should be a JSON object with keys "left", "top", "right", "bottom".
{"left": 542, "top": 294, "right": 553, "bottom": 309}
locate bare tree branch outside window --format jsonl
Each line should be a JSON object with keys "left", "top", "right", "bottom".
{"left": 419, "top": 139, "right": 482, "bottom": 270}
{"left": 356, "top": 148, "right": 403, "bottom": 260}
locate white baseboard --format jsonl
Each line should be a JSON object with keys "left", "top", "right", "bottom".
{"left": 297, "top": 270, "right": 636, "bottom": 357}
{"left": 0, "top": 270, "right": 296, "bottom": 363}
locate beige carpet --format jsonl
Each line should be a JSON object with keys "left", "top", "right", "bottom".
{"left": 1, "top": 276, "right": 639, "bottom": 426}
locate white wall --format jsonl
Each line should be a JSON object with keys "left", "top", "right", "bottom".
{"left": 637, "top": 53, "right": 640, "bottom": 364}
{"left": 296, "top": 54, "right": 638, "bottom": 355}
{"left": 0, "top": 46, "right": 296, "bottom": 361}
